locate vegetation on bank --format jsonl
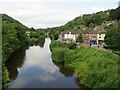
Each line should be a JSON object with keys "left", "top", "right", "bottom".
{"left": 104, "top": 22, "right": 120, "bottom": 50}
{"left": 2, "top": 14, "right": 29, "bottom": 88}
{"left": 2, "top": 14, "right": 45, "bottom": 89}
{"left": 50, "top": 40, "right": 119, "bottom": 88}
{"left": 28, "top": 28, "right": 46, "bottom": 47}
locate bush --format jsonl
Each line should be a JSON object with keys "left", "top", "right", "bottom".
{"left": 50, "top": 40, "right": 66, "bottom": 49}
{"left": 76, "top": 34, "right": 83, "bottom": 43}
{"left": 67, "top": 43, "right": 77, "bottom": 49}
{"left": 54, "top": 33, "right": 59, "bottom": 40}
{"left": 52, "top": 47, "right": 69, "bottom": 63}
{"left": 64, "top": 47, "right": 119, "bottom": 88}
{"left": 51, "top": 41, "right": 119, "bottom": 88}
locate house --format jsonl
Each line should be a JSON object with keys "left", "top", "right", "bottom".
{"left": 59, "top": 26, "right": 106, "bottom": 46}
{"left": 59, "top": 31, "right": 79, "bottom": 43}
{"left": 82, "top": 26, "right": 106, "bottom": 46}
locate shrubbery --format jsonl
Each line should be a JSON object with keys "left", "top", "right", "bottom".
{"left": 50, "top": 40, "right": 66, "bottom": 49}
{"left": 105, "top": 23, "right": 120, "bottom": 50}
{"left": 67, "top": 47, "right": 119, "bottom": 88}
{"left": 50, "top": 40, "right": 69, "bottom": 63}
{"left": 52, "top": 47, "right": 69, "bottom": 63}
{"left": 67, "top": 43, "right": 77, "bottom": 49}
{"left": 50, "top": 40, "right": 119, "bottom": 88}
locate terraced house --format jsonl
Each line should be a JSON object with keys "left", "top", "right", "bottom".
{"left": 59, "top": 26, "right": 106, "bottom": 47}
{"left": 82, "top": 26, "right": 106, "bottom": 46}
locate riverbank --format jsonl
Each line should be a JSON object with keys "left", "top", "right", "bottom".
{"left": 50, "top": 40, "right": 119, "bottom": 88}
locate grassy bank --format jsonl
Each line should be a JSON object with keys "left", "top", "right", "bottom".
{"left": 50, "top": 40, "right": 119, "bottom": 88}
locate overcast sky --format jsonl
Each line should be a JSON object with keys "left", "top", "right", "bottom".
{"left": 0, "top": 0, "right": 119, "bottom": 29}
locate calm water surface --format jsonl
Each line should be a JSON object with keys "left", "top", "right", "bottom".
{"left": 6, "top": 38, "right": 82, "bottom": 88}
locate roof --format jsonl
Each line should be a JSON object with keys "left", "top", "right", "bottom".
{"left": 61, "top": 31, "right": 79, "bottom": 35}
{"left": 81, "top": 26, "right": 106, "bottom": 34}
{"left": 60, "top": 26, "right": 106, "bottom": 36}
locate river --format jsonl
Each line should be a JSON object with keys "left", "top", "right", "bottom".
{"left": 6, "top": 38, "right": 83, "bottom": 88}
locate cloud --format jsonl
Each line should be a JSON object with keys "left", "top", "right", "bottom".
{"left": 91, "top": 7, "right": 109, "bottom": 13}
{"left": 39, "top": 74, "right": 56, "bottom": 82}
{"left": 24, "top": 45, "right": 58, "bottom": 74}
{"left": 0, "top": 0, "right": 118, "bottom": 28}
{"left": 1, "top": 0, "right": 119, "bottom": 3}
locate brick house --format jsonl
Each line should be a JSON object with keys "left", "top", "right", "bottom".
{"left": 82, "top": 26, "right": 106, "bottom": 45}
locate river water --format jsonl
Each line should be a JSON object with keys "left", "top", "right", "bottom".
{"left": 6, "top": 38, "right": 82, "bottom": 88}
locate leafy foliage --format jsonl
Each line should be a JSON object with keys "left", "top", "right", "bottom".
{"left": 51, "top": 40, "right": 119, "bottom": 88}
{"left": 2, "top": 14, "right": 31, "bottom": 89}
{"left": 66, "top": 47, "right": 119, "bottom": 88}
{"left": 76, "top": 34, "right": 83, "bottom": 43}
{"left": 2, "top": 14, "right": 45, "bottom": 89}
{"left": 50, "top": 40, "right": 69, "bottom": 63}
{"left": 50, "top": 40, "right": 66, "bottom": 49}
{"left": 67, "top": 43, "right": 77, "bottom": 49}
{"left": 52, "top": 47, "right": 69, "bottom": 63}
{"left": 105, "top": 23, "right": 120, "bottom": 50}
{"left": 2, "top": 14, "right": 29, "bottom": 62}
{"left": 110, "top": 6, "right": 120, "bottom": 20}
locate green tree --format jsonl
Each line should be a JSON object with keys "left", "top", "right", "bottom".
{"left": 76, "top": 34, "right": 83, "bottom": 43}
{"left": 105, "top": 23, "right": 120, "bottom": 49}
{"left": 67, "top": 43, "right": 77, "bottom": 49}
{"left": 2, "top": 14, "right": 30, "bottom": 89}
{"left": 54, "top": 33, "right": 59, "bottom": 40}
{"left": 110, "top": 6, "right": 120, "bottom": 20}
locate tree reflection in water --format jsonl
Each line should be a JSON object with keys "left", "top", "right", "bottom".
{"left": 6, "top": 41, "right": 45, "bottom": 81}
{"left": 6, "top": 46, "right": 29, "bottom": 80}
{"left": 53, "top": 62, "right": 91, "bottom": 90}
{"left": 53, "top": 62, "right": 74, "bottom": 77}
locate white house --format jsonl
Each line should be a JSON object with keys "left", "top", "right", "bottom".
{"left": 64, "top": 32, "right": 76, "bottom": 40}
{"left": 59, "top": 31, "right": 79, "bottom": 43}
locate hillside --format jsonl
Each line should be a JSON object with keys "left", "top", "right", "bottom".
{"left": 2, "top": 14, "right": 30, "bottom": 88}
{"left": 2, "top": 14, "right": 30, "bottom": 62}
{"left": 48, "top": 6, "right": 120, "bottom": 41}
{"left": 64, "top": 6, "right": 120, "bottom": 29}
{"left": 2, "top": 14, "right": 47, "bottom": 89}
{"left": 49, "top": 6, "right": 120, "bottom": 88}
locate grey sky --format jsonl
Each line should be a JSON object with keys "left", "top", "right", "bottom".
{"left": 0, "top": 0, "right": 119, "bottom": 28}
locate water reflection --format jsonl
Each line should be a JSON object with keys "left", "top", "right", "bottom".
{"left": 6, "top": 38, "right": 81, "bottom": 88}
{"left": 53, "top": 62, "right": 74, "bottom": 77}
{"left": 6, "top": 46, "right": 29, "bottom": 80}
